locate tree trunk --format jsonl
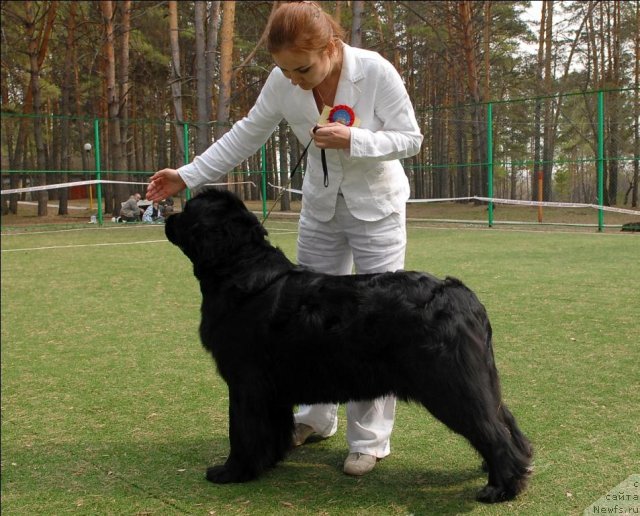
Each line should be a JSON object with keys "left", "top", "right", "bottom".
{"left": 458, "top": 1, "right": 485, "bottom": 197}
{"left": 606, "top": 1, "right": 621, "bottom": 205}
{"left": 215, "top": 0, "right": 236, "bottom": 142}
{"left": 278, "top": 121, "right": 290, "bottom": 210}
{"left": 633, "top": 0, "right": 639, "bottom": 207}
{"left": 168, "top": 1, "right": 185, "bottom": 163}
{"left": 119, "top": 0, "right": 131, "bottom": 172}
{"left": 15, "top": 1, "right": 58, "bottom": 216}
{"left": 288, "top": 128, "right": 302, "bottom": 196}
{"left": 542, "top": 0, "right": 554, "bottom": 202}
{"left": 351, "top": 1, "right": 364, "bottom": 48}
{"left": 25, "top": 1, "right": 48, "bottom": 216}
{"left": 206, "top": 0, "right": 221, "bottom": 125}
{"left": 531, "top": 4, "right": 545, "bottom": 200}
{"left": 548, "top": 1, "right": 596, "bottom": 204}
{"left": 59, "top": 1, "right": 78, "bottom": 215}
{"left": 195, "top": 1, "right": 209, "bottom": 155}
{"left": 597, "top": 1, "right": 610, "bottom": 205}
{"left": 1, "top": 64, "right": 14, "bottom": 214}
{"left": 383, "top": 2, "right": 400, "bottom": 69}
{"left": 483, "top": 2, "right": 491, "bottom": 103}
{"left": 101, "top": 0, "right": 127, "bottom": 210}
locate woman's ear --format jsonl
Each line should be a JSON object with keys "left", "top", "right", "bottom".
{"left": 326, "top": 39, "right": 336, "bottom": 57}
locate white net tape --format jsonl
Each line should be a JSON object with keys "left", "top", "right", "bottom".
{"left": 268, "top": 184, "right": 639, "bottom": 216}
{"left": 2, "top": 180, "right": 638, "bottom": 217}
{"left": 1, "top": 179, "right": 256, "bottom": 195}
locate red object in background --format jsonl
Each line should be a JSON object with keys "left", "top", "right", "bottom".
{"left": 69, "top": 184, "right": 95, "bottom": 200}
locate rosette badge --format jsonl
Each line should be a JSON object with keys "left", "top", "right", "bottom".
{"left": 329, "top": 105, "right": 356, "bottom": 126}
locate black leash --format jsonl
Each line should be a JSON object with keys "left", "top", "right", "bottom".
{"left": 320, "top": 148, "right": 329, "bottom": 187}
{"left": 262, "top": 126, "right": 329, "bottom": 224}
{"left": 289, "top": 136, "right": 314, "bottom": 181}
{"left": 290, "top": 125, "right": 328, "bottom": 186}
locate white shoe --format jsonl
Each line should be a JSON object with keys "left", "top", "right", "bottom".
{"left": 292, "top": 423, "right": 316, "bottom": 446}
{"left": 343, "top": 453, "right": 378, "bottom": 476}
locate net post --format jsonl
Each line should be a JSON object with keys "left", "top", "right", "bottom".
{"left": 597, "top": 90, "right": 605, "bottom": 232}
{"left": 487, "top": 102, "right": 494, "bottom": 227}
{"left": 93, "top": 118, "right": 103, "bottom": 225}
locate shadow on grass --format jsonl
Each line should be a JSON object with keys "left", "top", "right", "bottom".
{"left": 92, "top": 435, "right": 483, "bottom": 514}
{"left": 6, "top": 432, "right": 487, "bottom": 514}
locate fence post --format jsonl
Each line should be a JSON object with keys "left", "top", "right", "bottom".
{"left": 597, "top": 90, "right": 605, "bottom": 232}
{"left": 93, "top": 117, "right": 103, "bottom": 225}
{"left": 260, "top": 144, "right": 267, "bottom": 219}
{"left": 487, "top": 102, "right": 494, "bottom": 227}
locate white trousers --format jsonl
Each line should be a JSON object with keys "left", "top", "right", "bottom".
{"left": 294, "top": 195, "right": 406, "bottom": 458}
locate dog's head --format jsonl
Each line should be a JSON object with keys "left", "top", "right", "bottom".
{"left": 165, "top": 189, "right": 268, "bottom": 272}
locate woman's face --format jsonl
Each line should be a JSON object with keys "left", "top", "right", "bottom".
{"left": 271, "top": 47, "right": 331, "bottom": 90}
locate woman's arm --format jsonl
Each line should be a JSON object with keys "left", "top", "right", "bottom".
{"left": 177, "top": 70, "right": 285, "bottom": 190}
{"left": 348, "top": 58, "right": 423, "bottom": 161}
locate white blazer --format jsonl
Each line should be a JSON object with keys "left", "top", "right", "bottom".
{"left": 178, "top": 44, "right": 423, "bottom": 222}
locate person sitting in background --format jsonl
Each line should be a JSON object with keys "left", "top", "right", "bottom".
{"left": 161, "top": 196, "right": 175, "bottom": 216}
{"left": 119, "top": 192, "right": 143, "bottom": 222}
{"left": 142, "top": 200, "right": 164, "bottom": 223}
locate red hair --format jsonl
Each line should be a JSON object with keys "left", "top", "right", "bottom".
{"left": 267, "top": 2, "right": 345, "bottom": 54}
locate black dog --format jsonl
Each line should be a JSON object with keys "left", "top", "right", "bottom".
{"left": 165, "top": 189, "right": 532, "bottom": 503}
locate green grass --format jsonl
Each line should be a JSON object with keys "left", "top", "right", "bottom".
{"left": 2, "top": 222, "right": 638, "bottom": 515}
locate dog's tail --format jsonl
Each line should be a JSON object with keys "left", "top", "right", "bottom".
{"left": 481, "top": 310, "right": 533, "bottom": 501}
{"left": 493, "top": 403, "right": 534, "bottom": 501}
{"left": 484, "top": 322, "right": 532, "bottom": 462}
{"left": 484, "top": 322, "right": 502, "bottom": 397}
{"left": 500, "top": 404, "right": 533, "bottom": 460}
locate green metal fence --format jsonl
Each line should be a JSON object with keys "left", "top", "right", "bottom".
{"left": 2, "top": 87, "right": 638, "bottom": 230}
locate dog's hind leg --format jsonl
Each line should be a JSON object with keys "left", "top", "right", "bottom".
{"left": 415, "top": 329, "right": 532, "bottom": 503}
{"left": 418, "top": 384, "right": 531, "bottom": 503}
{"left": 484, "top": 403, "right": 533, "bottom": 500}
{"left": 467, "top": 407, "right": 532, "bottom": 503}
{"left": 206, "top": 389, "right": 294, "bottom": 484}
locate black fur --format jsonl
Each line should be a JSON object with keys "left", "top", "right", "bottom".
{"left": 165, "top": 189, "right": 533, "bottom": 503}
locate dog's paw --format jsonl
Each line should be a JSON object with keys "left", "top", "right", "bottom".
{"left": 475, "top": 484, "right": 514, "bottom": 504}
{"left": 206, "top": 465, "right": 238, "bottom": 484}
{"left": 206, "top": 464, "right": 254, "bottom": 484}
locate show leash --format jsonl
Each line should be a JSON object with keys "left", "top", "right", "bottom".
{"left": 261, "top": 126, "right": 328, "bottom": 225}
{"left": 262, "top": 105, "right": 356, "bottom": 225}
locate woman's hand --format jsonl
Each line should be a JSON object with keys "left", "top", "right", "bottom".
{"left": 146, "top": 169, "right": 187, "bottom": 201}
{"left": 310, "top": 122, "right": 351, "bottom": 150}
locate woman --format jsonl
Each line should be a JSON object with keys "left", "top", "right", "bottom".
{"left": 146, "top": 1, "right": 423, "bottom": 476}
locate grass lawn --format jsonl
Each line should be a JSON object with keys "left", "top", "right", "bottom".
{"left": 1, "top": 220, "right": 638, "bottom": 515}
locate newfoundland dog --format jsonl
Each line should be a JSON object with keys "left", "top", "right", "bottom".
{"left": 164, "top": 189, "right": 532, "bottom": 503}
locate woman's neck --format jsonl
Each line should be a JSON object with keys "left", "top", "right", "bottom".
{"left": 314, "top": 43, "right": 343, "bottom": 108}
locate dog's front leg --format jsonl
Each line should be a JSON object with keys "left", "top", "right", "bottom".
{"left": 206, "top": 388, "right": 293, "bottom": 484}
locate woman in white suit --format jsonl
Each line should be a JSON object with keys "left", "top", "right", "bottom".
{"left": 146, "top": 1, "right": 423, "bottom": 477}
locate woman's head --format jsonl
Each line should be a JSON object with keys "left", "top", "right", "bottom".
{"left": 267, "top": 2, "right": 345, "bottom": 55}
{"left": 267, "top": 2, "right": 345, "bottom": 90}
